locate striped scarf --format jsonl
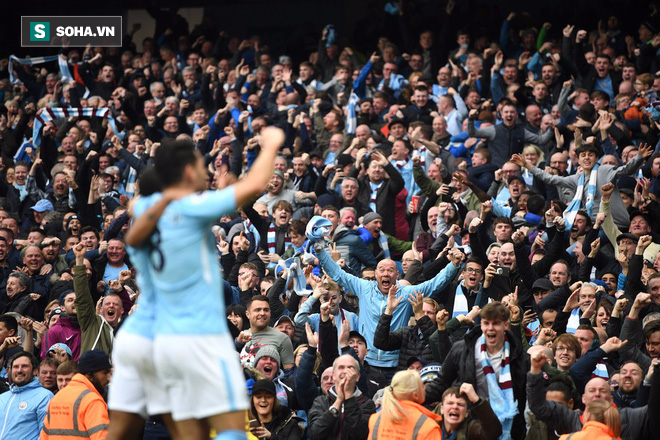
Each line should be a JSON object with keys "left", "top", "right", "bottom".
{"left": 593, "top": 361, "right": 609, "bottom": 379}
{"left": 276, "top": 256, "right": 310, "bottom": 297}
{"left": 564, "top": 164, "right": 599, "bottom": 230}
{"left": 243, "top": 219, "right": 261, "bottom": 251}
{"left": 267, "top": 223, "right": 291, "bottom": 255}
{"left": 346, "top": 93, "right": 360, "bottom": 135}
{"left": 479, "top": 335, "right": 518, "bottom": 440}
{"left": 393, "top": 159, "right": 407, "bottom": 170}
{"left": 9, "top": 54, "right": 89, "bottom": 98}
{"left": 453, "top": 280, "right": 480, "bottom": 318}
{"left": 125, "top": 152, "right": 139, "bottom": 198}
{"left": 566, "top": 308, "right": 581, "bottom": 335}
{"left": 33, "top": 107, "right": 124, "bottom": 147}
{"left": 369, "top": 181, "right": 383, "bottom": 212}
{"left": 418, "top": 145, "right": 427, "bottom": 168}
{"left": 377, "top": 231, "right": 390, "bottom": 259}
{"left": 14, "top": 138, "right": 33, "bottom": 164}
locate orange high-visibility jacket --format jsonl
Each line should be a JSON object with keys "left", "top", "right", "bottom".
{"left": 368, "top": 400, "right": 443, "bottom": 440}
{"left": 558, "top": 421, "right": 621, "bottom": 440}
{"left": 40, "top": 374, "right": 109, "bottom": 440}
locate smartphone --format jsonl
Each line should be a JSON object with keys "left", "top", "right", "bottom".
{"left": 446, "top": 187, "right": 457, "bottom": 196}
{"left": 249, "top": 419, "right": 260, "bottom": 429}
{"left": 494, "top": 266, "right": 510, "bottom": 277}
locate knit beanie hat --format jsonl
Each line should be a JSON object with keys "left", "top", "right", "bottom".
{"left": 362, "top": 212, "right": 383, "bottom": 225}
{"left": 253, "top": 345, "right": 281, "bottom": 368}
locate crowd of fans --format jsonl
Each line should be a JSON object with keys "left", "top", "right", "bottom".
{"left": 1, "top": 3, "right": 660, "bottom": 439}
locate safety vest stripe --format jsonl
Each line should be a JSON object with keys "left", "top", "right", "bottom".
{"left": 371, "top": 414, "right": 382, "bottom": 440}
{"left": 42, "top": 424, "right": 107, "bottom": 437}
{"left": 72, "top": 389, "right": 92, "bottom": 432}
{"left": 411, "top": 414, "right": 429, "bottom": 439}
{"left": 42, "top": 389, "right": 97, "bottom": 437}
{"left": 42, "top": 428, "right": 90, "bottom": 436}
{"left": 87, "top": 424, "right": 109, "bottom": 435}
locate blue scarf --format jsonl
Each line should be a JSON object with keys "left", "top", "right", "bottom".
{"left": 564, "top": 163, "right": 599, "bottom": 229}
{"left": 479, "top": 335, "right": 518, "bottom": 440}
{"left": 346, "top": 93, "right": 359, "bottom": 135}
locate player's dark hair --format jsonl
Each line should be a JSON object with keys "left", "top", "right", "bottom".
{"left": 154, "top": 140, "right": 198, "bottom": 187}
{"left": 137, "top": 167, "right": 164, "bottom": 197}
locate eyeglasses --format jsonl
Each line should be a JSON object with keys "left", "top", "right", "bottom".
{"left": 464, "top": 267, "right": 482, "bottom": 274}
{"left": 555, "top": 346, "right": 575, "bottom": 353}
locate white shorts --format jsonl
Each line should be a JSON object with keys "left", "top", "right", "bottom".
{"left": 108, "top": 332, "right": 170, "bottom": 417}
{"left": 153, "top": 333, "right": 249, "bottom": 421}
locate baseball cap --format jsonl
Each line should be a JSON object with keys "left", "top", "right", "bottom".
{"left": 616, "top": 233, "right": 639, "bottom": 244}
{"left": 406, "top": 356, "right": 428, "bottom": 368}
{"left": 31, "top": 199, "right": 54, "bottom": 213}
{"left": 252, "top": 379, "right": 277, "bottom": 396}
{"left": 348, "top": 330, "right": 367, "bottom": 345}
{"left": 532, "top": 278, "right": 554, "bottom": 292}
{"left": 629, "top": 210, "right": 650, "bottom": 224}
{"left": 507, "top": 175, "right": 525, "bottom": 184}
{"left": 48, "top": 343, "right": 72, "bottom": 357}
{"left": 274, "top": 315, "right": 294, "bottom": 328}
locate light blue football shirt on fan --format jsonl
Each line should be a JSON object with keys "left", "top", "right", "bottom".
{"left": 141, "top": 188, "right": 236, "bottom": 335}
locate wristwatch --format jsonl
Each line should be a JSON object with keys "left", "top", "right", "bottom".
{"left": 329, "top": 406, "right": 339, "bottom": 417}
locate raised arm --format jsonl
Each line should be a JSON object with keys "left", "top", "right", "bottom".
{"left": 513, "top": 153, "right": 575, "bottom": 188}
{"left": 316, "top": 245, "right": 371, "bottom": 298}
{"left": 467, "top": 114, "right": 497, "bottom": 141}
{"left": 72, "top": 243, "right": 97, "bottom": 331}
{"left": 233, "top": 127, "right": 284, "bottom": 206}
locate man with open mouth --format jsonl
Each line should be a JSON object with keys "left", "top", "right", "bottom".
{"left": 316, "top": 240, "right": 460, "bottom": 382}
{"left": 424, "top": 301, "right": 527, "bottom": 439}
{"left": 436, "top": 383, "right": 501, "bottom": 439}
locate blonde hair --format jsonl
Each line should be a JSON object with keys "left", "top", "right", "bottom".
{"left": 381, "top": 370, "right": 425, "bottom": 424}
{"left": 293, "top": 344, "right": 322, "bottom": 375}
{"left": 584, "top": 399, "right": 621, "bottom": 438}
{"left": 523, "top": 145, "right": 544, "bottom": 165}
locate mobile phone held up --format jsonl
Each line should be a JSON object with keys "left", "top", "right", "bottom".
{"left": 494, "top": 265, "right": 510, "bottom": 277}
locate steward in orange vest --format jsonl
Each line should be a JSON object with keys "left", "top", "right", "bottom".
{"left": 41, "top": 350, "right": 112, "bottom": 440}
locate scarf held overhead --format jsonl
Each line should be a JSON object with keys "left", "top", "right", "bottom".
{"left": 33, "top": 107, "right": 125, "bottom": 147}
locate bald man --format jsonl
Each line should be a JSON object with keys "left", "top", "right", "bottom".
{"left": 527, "top": 350, "right": 650, "bottom": 440}
{"left": 316, "top": 242, "right": 462, "bottom": 380}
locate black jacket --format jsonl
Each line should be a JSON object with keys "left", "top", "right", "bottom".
{"left": 308, "top": 388, "right": 376, "bottom": 440}
{"left": 261, "top": 406, "right": 305, "bottom": 440}
{"left": 353, "top": 162, "right": 405, "bottom": 236}
{"left": 425, "top": 327, "right": 528, "bottom": 440}
{"left": 373, "top": 314, "right": 436, "bottom": 370}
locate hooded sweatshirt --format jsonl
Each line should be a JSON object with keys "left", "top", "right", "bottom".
{"left": 0, "top": 376, "right": 52, "bottom": 440}
{"left": 41, "top": 314, "right": 82, "bottom": 361}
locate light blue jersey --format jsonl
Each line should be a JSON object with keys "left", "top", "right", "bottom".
{"left": 142, "top": 188, "right": 237, "bottom": 335}
{"left": 120, "top": 197, "right": 157, "bottom": 339}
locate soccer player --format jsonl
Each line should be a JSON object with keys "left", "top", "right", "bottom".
{"left": 106, "top": 167, "right": 185, "bottom": 440}
{"left": 125, "top": 127, "right": 284, "bottom": 440}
